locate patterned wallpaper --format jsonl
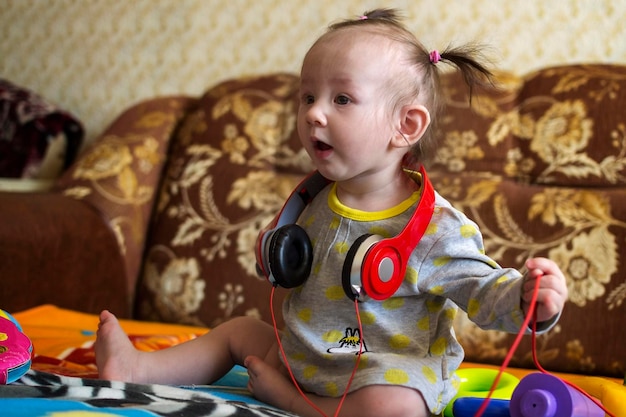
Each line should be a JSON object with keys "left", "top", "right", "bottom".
{"left": 1, "top": 0, "right": 625, "bottom": 146}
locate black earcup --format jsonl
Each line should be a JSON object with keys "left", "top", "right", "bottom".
{"left": 267, "top": 224, "right": 313, "bottom": 288}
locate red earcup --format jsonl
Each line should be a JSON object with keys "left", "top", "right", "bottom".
{"left": 361, "top": 239, "right": 406, "bottom": 300}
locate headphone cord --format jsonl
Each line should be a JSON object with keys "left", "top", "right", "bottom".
{"left": 269, "top": 286, "right": 364, "bottom": 417}
{"left": 530, "top": 306, "right": 615, "bottom": 417}
{"left": 473, "top": 274, "right": 616, "bottom": 417}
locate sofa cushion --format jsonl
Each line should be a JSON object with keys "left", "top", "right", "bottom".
{"left": 435, "top": 65, "right": 626, "bottom": 187}
{"left": 432, "top": 70, "right": 522, "bottom": 175}
{"left": 429, "top": 170, "right": 626, "bottom": 378}
{"left": 500, "top": 64, "right": 626, "bottom": 187}
{"left": 135, "top": 74, "right": 313, "bottom": 328}
{"left": 429, "top": 64, "right": 626, "bottom": 378}
{"left": 56, "top": 96, "right": 195, "bottom": 301}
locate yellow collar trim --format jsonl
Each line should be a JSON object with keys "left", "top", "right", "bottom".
{"left": 328, "top": 171, "right": 423, "bottom": 221}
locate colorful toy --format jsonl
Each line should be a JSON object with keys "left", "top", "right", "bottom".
{"left": 510, "top": 373, "right": 605, "bottom": 417}
{"left": 0, "top": 309, "right": 33, "bottom": 384}
{"left": 444, "top": 368, "right": 519, "bottom": 417}
{"left": 453, "top": 398, "right": 511, "bottom": 417}
{"left": 566, "top": 375, "right": 626, "bottom": 417}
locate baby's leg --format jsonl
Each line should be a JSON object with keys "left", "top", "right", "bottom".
{"left": 95, "top": 310, "right": 280, "bottom": 385}
{"left": 246, "top": 356, "right": 430, "bottom": 417}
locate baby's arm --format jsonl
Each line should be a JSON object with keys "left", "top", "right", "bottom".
{"left": 521, "top": 257, "right": 568, "bottom": 323}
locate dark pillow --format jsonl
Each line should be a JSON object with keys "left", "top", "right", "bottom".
{"left": 0, "top": 79, "right": 84, "bottom": 179}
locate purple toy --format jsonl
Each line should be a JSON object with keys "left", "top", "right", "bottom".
{"left": 510, "top": 373, "right": 604, "bottom": 417}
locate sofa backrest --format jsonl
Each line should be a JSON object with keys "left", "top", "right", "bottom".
{"left": 135, "top": 74, "right": 308, "bottom": 328}
{"left": 134, "top": 66, "right": 626, "bottom": 378}
{"left": 432, "top": 64, "right": 626, "bottom": 187}
{"left": 429, "top": 64, "right": 626, "bottom": 378}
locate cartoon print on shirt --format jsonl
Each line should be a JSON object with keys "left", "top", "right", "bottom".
{"left": 327, "top": 327, "right": 369, "bottom": 354}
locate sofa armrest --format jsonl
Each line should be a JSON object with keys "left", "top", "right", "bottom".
{"left": 0, "top": 192, "right": 129, "bottom": 316}
{"left": 54, "top": 96, "right": 197, "bottom": 302}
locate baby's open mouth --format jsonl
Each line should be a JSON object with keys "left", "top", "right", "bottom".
{"left": 314, "top": 140, "right": 333, "bottom": 151}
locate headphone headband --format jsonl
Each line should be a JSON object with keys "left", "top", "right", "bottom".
{"left": 350, "top": 167, "right": 435, "bottom": 299}
{"left": 256, "top": 166, "right": 435, "bottom": 300}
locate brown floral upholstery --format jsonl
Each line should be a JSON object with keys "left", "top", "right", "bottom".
{"left": 31, "top": 65, "right": 621, "bottom": 380}
{"left": 134, "top": 75, "right": 313, "bottom": 327}
{"left": 56, "top": 96, "right": 197, "bottom": 299}
{"left": 429, "top": 65, "right": 626, "bottom": 378}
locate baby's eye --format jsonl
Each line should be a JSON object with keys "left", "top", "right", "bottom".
{"left": 335, "top": 95, "right": 351, "bottom": 105}
{"left": 301, "top": 94, "right": 315, "bottom": 105}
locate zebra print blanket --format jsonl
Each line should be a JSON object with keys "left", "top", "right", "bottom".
{"left": 1, "top": 369, "right": 298, "bottom": 417}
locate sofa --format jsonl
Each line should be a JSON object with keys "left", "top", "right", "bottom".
{"left": 2, "top": 64, "right": 625, "bottom": 392}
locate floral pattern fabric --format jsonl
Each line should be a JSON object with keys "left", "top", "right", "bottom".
{"left": 430, "top": 65, "right": 626, "bottom": 377}
{"left": 57, "top": 96, "right": 197, "bottom": 300}
{"left": 60, "top": 66, "right": 626, "bottom": 379}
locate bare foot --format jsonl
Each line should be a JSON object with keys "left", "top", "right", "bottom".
{"left": 245, "top": 355, "right": 299, "bottom": 411}
{"left": 94, "top": 310, "right": 145, "bottom": 383}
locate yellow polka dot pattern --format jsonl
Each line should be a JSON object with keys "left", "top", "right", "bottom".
{"left": 431, "top": 337, "right": 448, "bottom": 355}
{"left": 334, "top": 241, "right": 349, "bottom": 254}
{"left": 325, "top": 285, "right": 345, "bottom": 300}
{"left": 325, "top": 381, "right": 339, "bottom": 396}
{"left": 369, "top": 226, "right": 390, "bottom": 238}
{"left": 297, "top": 308, "right": 312, "bottom": 322}
{"left": 417, "top": 316, "right": 429, "bottom": 331}
{"left": 426, "top": 223, "right": 438, "bottom": 235}
{"left": 467, "top": 298, "right": 481, "bottom": 319}
{"left": 430, "top": 285, "right": 444, "bottom": 295}
{"left": 422, "top": 366, "right": 438, "bottom": 384}
{"left": 322, "top": 330, "right": 343, "bottom": 343}
{"left": 360, "top": 311, "right": 376, "bottom": 325}
{"left": 275, "top": 155, "right": 529, "bottom": 412}
{"left": 382, "top": 298, "right": 404, "bottom": 310}
{"left": 303, "top": 365, "right": 318, "bottom": 379}
{"left": 389, "top": 334, "right": 411, "bottom": 349}
{"left": 305, "top": 215, "right": 316, "bottom": 228}
{"left": 460, "top": 224, "right": 478, "bottom": 238}
{"left": 384, "top": 368, "right": 410, "bottom": 385}
{"left": 405, "top": 267, "right": 418, "bottom": 285}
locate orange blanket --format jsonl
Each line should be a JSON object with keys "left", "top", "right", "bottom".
{"left": 14, "top": 304, "right": 207, "bottom": 378}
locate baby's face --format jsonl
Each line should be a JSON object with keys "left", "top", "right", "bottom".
{"left": 297, "top": 30, "right": 405, "bottom": 183}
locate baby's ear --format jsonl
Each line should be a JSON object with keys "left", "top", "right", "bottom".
{"left": 395, "top": 105, "right": 430, "bottom": 147}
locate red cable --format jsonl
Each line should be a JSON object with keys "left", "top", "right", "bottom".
{"left": 472, "top": 275, "right": 541, "bottom": 417}
{"left": 269, "top": 287, "right": 364, "bottom": 417}
{"left": 531, "top": 310, "right": 616, "bottom": 417}
{"left": 270, "top": 286, "right": 327, "bottom": 417}
{"left": 473, "top": 275, "right": 616, "bottom": 417}
{"left": 333, "top": 299, "right": 364, "bottom": 417}
{"left": 269, "top": 275, "right": 616, "bottom": 417}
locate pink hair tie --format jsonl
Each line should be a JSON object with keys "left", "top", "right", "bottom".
{"left": 358, "top": 15, "right": 368, "bottom": 20}
{"left": 429, "top": 50, "right": 441, "bottom": 64}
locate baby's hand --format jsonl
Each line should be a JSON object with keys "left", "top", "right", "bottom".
{"left": 521, "top": 257, "right": 568, "bottom": 323}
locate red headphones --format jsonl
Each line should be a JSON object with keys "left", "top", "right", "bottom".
{"left": 256, "top": 166, "right": 435, "bottom": 301}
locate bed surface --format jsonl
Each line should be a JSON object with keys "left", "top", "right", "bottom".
{"left": 2, "top": 305, "right": 624, "bottom": 417}
{"left": 1, "top": 305, "right": 297, "bottom": 417}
